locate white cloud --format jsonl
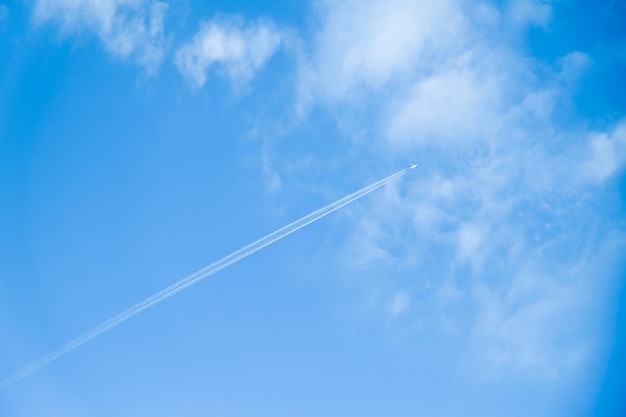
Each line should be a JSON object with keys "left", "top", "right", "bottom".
{"left": 345, "top": 217, "right": 395, "bottom": 271}
{"left": 261, "top": 141, "right": 283, "bottom": 193}
{"left": 466, "top": 266, "right": 590, "bottom": 379}
{"left": 558, "top": 51, "right": 592, "bottom": 83}
{"left": 300, "top": 0, "right": 465, "bottom": 104}
{"left": 175, "top": 17, "right": 281, "bottom": 88}
{"left": 581, "top": 120, "right": 626, "bottom": 183}
{"left": 297, "top": 0, "right": 554, "bottom": 147}
{"left": 298, "top": 0, "right": 470, "bottom": 109}
{"left": 389, "top": 291, "right": 411, "bottom": 317}
{"left": 506, "top": 0, "right": 552, "bottom": 27}
{"left": 385, "top": 52, "right": 504, "bottom": 146}
{"left": 456, "top": 223, "right": 487, "bottom": 264}
{"left": 33, "top": 0, "right": 168, "bottom": 72}
{"left": 338, "top": 147, "right": 621, "bottom": 377}
{"left": 296, "top": 0, "right": 625, "bottom": 380}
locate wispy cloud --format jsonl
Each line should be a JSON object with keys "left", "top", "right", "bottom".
{"left": 581, "top": 120, "right": 626, "bottom": 183}
{"left": 389, "top": 291, "right": 411, "bottom": 317}
{"left": 296, "top": 0, "right": 626, "bottom": 380}
{"left": 175, "top": 16, "right": 282, "bottom": 88}
{"left": 506, "top": 0, "right": 552, "bottom": 27}
{"left": 261, "top": 141, "right": 283, "bottom": 194}
{"left": 33, "top": 0, "right": 169, "bottom": 72}
{"left": 465, "top": 265, "right": 591, "bottom": 379}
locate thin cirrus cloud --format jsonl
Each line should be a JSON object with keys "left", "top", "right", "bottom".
{"left": 175, "top": 17, "right": 282, "bottom": 88}
{"left": 33, "top": 0, "right": 169, "bottom": 73}
{"left": 297, "top": 0, "right": 626, "bottom": 379}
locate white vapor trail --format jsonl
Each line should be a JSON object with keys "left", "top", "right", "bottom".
{"left": 1, "top": 168, "right": 409, "bottom": 389}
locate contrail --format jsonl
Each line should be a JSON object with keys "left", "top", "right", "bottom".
{"left": 0, "top": 168, "right": 409, "bottom": 389}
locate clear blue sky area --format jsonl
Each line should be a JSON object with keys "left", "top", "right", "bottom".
{"left": 1, "top": 1, "right": 625, "bottom": 416}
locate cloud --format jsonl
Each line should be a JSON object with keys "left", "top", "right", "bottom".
{"left": 296, "top": 0, "right": 554, "bottom": 146}
{"left": 33, "top": 0, "right": 168, "bottom": 72}
{"left": 298, "top": 0, "right": 470, "bottom": 109}
{"left": 456, "top": 223, "right": 487, "bottom": 264}
{"left": 296, "top": 0, "right": 625, "bottom": 380}
{"left": 385, "top": 51, "right": 504, "bottom": 146}
{"left": 389, "top": 291, "right": 411, "bottom": 317}
{"left": 261, "top": 141, "right": 283, "bottom": 193}
{"left": 506, "top": 0, "right": 552, "bottom": 27}
{"left": 558, "top": 51, "right": 592, "bottom": 83}
{"left": 581, "top": 120, "right": 626, "bottom": 183}
{"left": 466, "top": 265, "right": 591, "bottom": 379}
{"left": 175, "top": 16, "right": 282, "bottom": 88}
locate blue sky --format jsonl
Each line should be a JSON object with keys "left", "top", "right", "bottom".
{"left": 1, "top": 0, "right": 625, "bottom": 415}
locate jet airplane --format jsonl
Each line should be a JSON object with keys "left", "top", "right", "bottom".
{"left": 410, "top": 163, "right": 418, "bottom": 170}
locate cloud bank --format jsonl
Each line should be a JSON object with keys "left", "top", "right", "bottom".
{"left": 297, "top": 0, "right": 625, "bottom": 380}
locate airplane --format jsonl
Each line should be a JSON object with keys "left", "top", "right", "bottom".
{"left": 409, "top": 163, "right": 418, "bottom": 170}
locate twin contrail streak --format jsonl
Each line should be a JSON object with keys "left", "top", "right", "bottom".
{"left": 0, "top": 168, "right": 409, "bottom": 389}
